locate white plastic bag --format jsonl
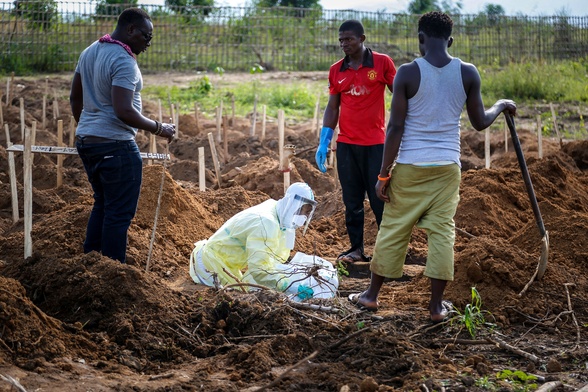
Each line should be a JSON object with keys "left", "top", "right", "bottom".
{"left": 278, "top": 252, "right": 339, "bottom": 301}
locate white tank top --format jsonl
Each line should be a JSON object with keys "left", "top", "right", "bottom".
{"left": 396, "top": 57, "right": 467, "bottom": 167}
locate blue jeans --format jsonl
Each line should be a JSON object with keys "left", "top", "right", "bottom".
{"left": 336, "top": 142, "right": 384, "bottom": 254}
{"left": 76, "top": 139, "right": 142, "bottom": 263}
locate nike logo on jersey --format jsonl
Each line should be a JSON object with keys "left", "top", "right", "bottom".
{"left": 338, "top": 78, "right": 346, "bottom": 84}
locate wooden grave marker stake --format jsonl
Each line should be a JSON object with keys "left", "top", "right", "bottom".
{"left": 5, "top": 124, "right": 19, "bottom": 223}
{"left": 198, "top": 146, "right": 205, "bottom": 192}
{"left": 69, "top": 116, "right": 75, "bottom": 147}
{"left": 250, "top": 95, "right": 257, "bottom": 136}
{"left": 24, "top": 122, "right": 34, "bottom": 259}
{"left": 261, "top": 105, "right": 267, "bottom": 141}
{"left": 56, "top": 120, "right": 64, "bottom": 188}
{"left": 207, "top": 132, "right": 222, "bottom": 188}
{"left": 549, "top": 102, "right": 562, "bottom": 148}
{"left": 20, "top": 97, "right": 25, "bottom": 140}
{"left": 215, "top": 105, "right": 222, "bottom": 143}
{"left": 537, "top": 114, "right": 543, "bottom": 159}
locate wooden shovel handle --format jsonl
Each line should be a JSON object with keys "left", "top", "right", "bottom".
{"left": 504, "top": 112, "right": 547, "bottom": 238}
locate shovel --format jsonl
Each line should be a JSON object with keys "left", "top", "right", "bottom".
{"left": 504, "top": 112, "right": 549, "bottom": 280}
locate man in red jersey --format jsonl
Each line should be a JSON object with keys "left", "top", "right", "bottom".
{"left": 315, "top": 19, "right": 396, "bottom": 263}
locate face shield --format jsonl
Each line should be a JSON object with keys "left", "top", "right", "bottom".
{"left": 276, "top": 182, "right": 317, "bottom": 236}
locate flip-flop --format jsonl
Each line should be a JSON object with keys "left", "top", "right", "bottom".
{"left": 431, "top": 300, "right": 453, "bottom": 324}
{"left": 348, "top": 292, "right": 379, "bottom": 312}
{"left": 337, "top": 251, "right": 370, "bottom": 263}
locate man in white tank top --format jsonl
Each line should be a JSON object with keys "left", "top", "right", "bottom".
{"left": 347, "top": 12, "right": 517, "bottom": 323}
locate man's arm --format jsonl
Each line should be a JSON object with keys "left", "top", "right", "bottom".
{"left": 322, "top": 93, "right": 340, "bottom": 129}
{"left": 376, "top": 63, "right": 416, "bottom": 202}
{"left": 462, "top": 62, "right": 516, "bottom": 131}
{"left": 112, "top": 86, "right": 175, "bottom": 142}
{"left": 69, "top": 72, "right": 83, "bottom": 123}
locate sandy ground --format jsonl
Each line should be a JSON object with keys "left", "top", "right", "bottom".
{"left": 0, "top": 73, "right": 587, "bottom": 391}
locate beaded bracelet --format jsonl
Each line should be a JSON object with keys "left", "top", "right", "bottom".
{"left": 153, "top": 120, "right": 163, "bottom": 136}
{"left": 377, "top": 174, "right": 391, "bottom": 181}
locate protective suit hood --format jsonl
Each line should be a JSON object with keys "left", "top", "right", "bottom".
{"left": 276, "top": 182, "right": 317, "bottom": 248}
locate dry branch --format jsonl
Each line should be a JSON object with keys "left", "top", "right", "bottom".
{"left": 285, "top": 299, "right": 341, "bottom": 314}
{"left": 486, "top": 336, "right": 539, "bottom": 363}
{"left": 254, "top": 326, "right": 372, "bottom": 391}
{"left": 535, "top": 381, "right": 563, "bottom": 392}
{"left": 0, "top": 374, "right": 27, "bottom": 392}
{"left": 563, "top": 283, "right": 581, "bottom": 350}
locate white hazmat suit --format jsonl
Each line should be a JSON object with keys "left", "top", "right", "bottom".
{"left": 189, "top": 182, "right": 338, "bottom": 301}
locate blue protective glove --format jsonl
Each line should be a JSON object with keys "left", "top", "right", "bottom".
{"left": 315, "top": 126, "right": 334, "bottom": 173}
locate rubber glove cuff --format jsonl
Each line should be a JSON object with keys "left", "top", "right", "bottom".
{"left": 315, "top": 127, "right": 334, "bottom": 173}
{"left": 318, "top": 126, "right": 334, "bottom": 151}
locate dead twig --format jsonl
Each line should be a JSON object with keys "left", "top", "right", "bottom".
{"left": 436, "top": 338, "right": 491, "bottom": 345}
{"left": 285, "top": 298, "right": 341, "bottom": 314}
{"left": 148, "top": 372, "right": 174, "bottom": 381}
{"left": 0, "top": 374, "right": 27, "bottom": 392}
{"left": 221, "top": 267, "right": 247, "bottom": 292}
{"left": 222, "top": 282, "right": 270, "bottom": 292}
{"left": 455, "top": 227, "right": 475, "bottom": 238}
{"left": 287, "top": 306, "right": 346, "bottom": 332}
{"left": 486, "top": 336, "right": 539, "bottom": 363}
{"left": 518, "top": 267, "right": 539, "bottom": 297}
{"left": 563, "top": 283, "right": 581, "bottom": 351}
{"left": 254, "top": 327, "right": 372, "bottom": 391}
{"left": 0, "top": 288, "right": 61, "bottom": 330}
{"left": 535, "top": 381, "right": 563, "bottom": 392}
{"left": 253, "top": 350, "right": 318, "bottom": 391}
{"left": 227, "top": 334, "right": 277, "bottom": 341}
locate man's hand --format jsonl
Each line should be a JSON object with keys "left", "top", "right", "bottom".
{"left": 315, "top": 126, "right": 334, "bottom": 173}
{"left": 155, "top": 122, "right": 176, "bottom": 143}
{"left": 375, "top": 176, "right": 391, "bottom": 203}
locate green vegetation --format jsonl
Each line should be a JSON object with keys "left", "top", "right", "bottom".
{"left": 473, "top": 370, "right": 538, "bottom": 391}
{"left": 480, "top": 58, "right": 588, "bottom": 103}
{"left": 142, "top": 72, "right": 329, "bottom": 121}
{"left": 335, "top": 260, "right": 349, "bottom": 277}
{"left": 496, "top": 369, "right": 538, "bottom": 392}
{"left": 141, "top": 59, "right": 587, "bottom": 138}
{"left": 450, "top": 287, "right": 494, "bottom": 338}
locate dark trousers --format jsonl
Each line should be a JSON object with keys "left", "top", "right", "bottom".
{"left": 76, "top": 139, "right": 142, "bottom": 263}
{"left": 336, "top": 142, "right": 384, "bottom": 254}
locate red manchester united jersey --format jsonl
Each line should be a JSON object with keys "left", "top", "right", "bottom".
{"left": 328, "top": 48, "right": 396, "bottom": 146}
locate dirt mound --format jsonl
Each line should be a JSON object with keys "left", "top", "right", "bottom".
{"left": 1, "top": 74, "right": 587, "bottom": 391}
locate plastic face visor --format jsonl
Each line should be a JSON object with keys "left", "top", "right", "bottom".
{"left": 292, "top": 194, "right": 317, "bottom": 235}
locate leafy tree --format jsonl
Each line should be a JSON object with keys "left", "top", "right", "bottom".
{"left": 439, "top": 0, "right": 462, "bottom": 14}
{"left": 95, "top": 0, "right": 139, "bottom": 19}
{"left": 166, "top": 0, "right": 214, "bottom": 16}
{"left": 13, "top": 0, "right": 57, "bottom": 30}
{"left": 254, "top": 0, "right": 320, "bottom": 8}
{"left": 408, "top": 0, "right": 437, "bottom": 14}
{"left": 482, "top": 3, "right": 505, "bottom": 25}
{"left": 484, "top": 3, "right": 505, "bottom": 16}
{"left": 407, "top": 0, "right": 462, "bottom": 14}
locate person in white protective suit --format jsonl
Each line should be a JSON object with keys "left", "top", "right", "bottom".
{"left": 189, "top": 182, "right": 339, "bottom": 301}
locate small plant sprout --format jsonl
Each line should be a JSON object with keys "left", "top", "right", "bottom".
{"left": 451, "top": 287, "right": 494, "bottom": 338}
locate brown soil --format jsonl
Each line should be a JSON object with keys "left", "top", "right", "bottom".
{"left": 0, "top": 72, "right": 587, "bottom": 391}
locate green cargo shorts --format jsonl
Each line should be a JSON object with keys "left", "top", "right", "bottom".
{"left": 371, "top": 163, "right": 461, "bottom": 281}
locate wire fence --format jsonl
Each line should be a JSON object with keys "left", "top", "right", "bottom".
{"left": 1, "top": 2, "right": 588, "bottom": 74}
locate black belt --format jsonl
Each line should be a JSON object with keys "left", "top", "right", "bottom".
{"left": 76, "top": 135, "right": 115, "bottom": 144}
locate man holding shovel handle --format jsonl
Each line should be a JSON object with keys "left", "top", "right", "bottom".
{"left": 348, "top": 11, "right": 517, "bottom": 322}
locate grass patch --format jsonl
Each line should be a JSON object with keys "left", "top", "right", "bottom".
{"left": 142, "top": 59, "right": 587, "bottom": 138}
